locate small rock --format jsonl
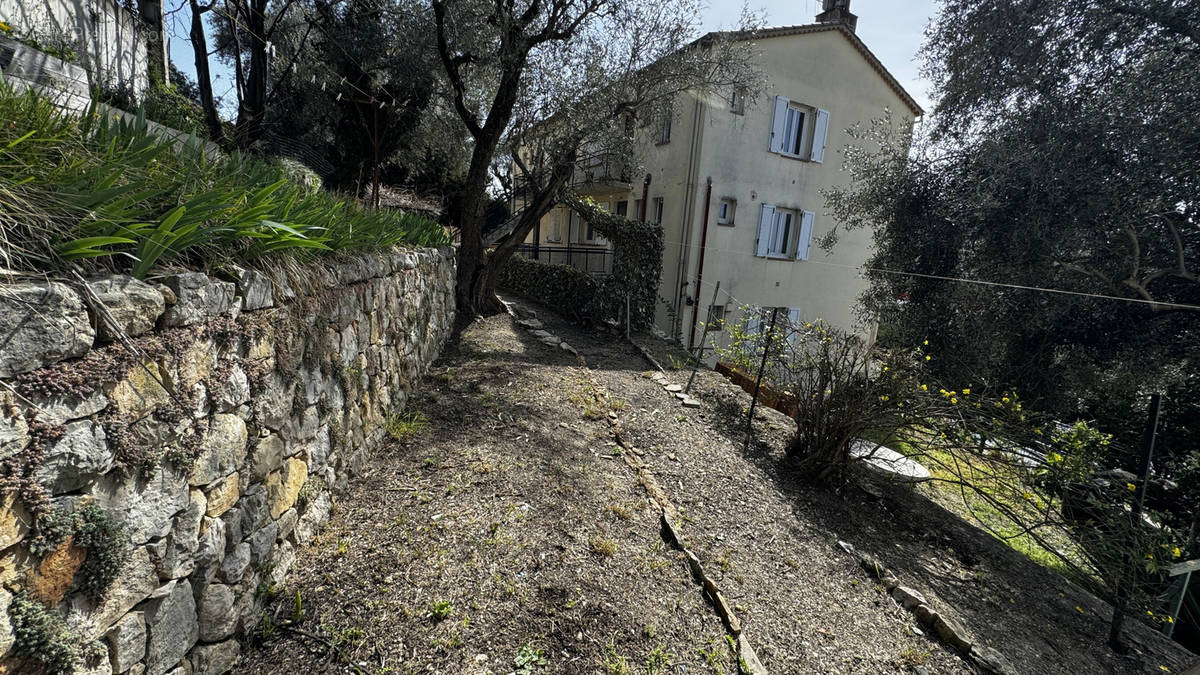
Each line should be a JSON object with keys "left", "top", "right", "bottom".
{"left": 190, "top": 414, "right": 248, "bottom": 486}
{"left": 196, "top": 583, "right": 237, "bottom": 642}
{"left": 516, "top": 318, "right": 543, "bottom": 330}
{"left": 664, "top": 384, "right": 683, "bottom": 393}
{"left": 0, "top": 281, "right": 94, "bottom": 377}
{"left": 218, "top": 543, "right": 251, "bottom": 583}
{"left": 204, "top": 473, "right": 240, "bottom": 519}
{"left": 34, "top": 420, "right": 111, "bottom": 493}
{"left": 140, "top": 580, "right": 198, "bottom": 675}
{"left": 105, "top": 611, "right": 147, "bottom": 673}
{"left": 933, "top": 614, "right": 972, "bottom": 654}
{"left": 680, "top": 397, "right": 701, "bottom": 408}
{"left": 913, "top": 603, "right": 938, "bottom": 627}
{"left": 86, "top": 274, "right": 165, "bottom": 341}
{"left": 160, "top": 273, "right": 236, "bottom": 327}
{"left": 266, "top": 458, "right": 307, "bottom": 519}
{"left": 892, "top": 586, "right": 927, "bottom": 611}
{"left": 189, "top": 639, "right": 240, "bottom": 675}
{"left": 222, "top": 265, "right": 274, "bottom": 311}
{"left": 972, "top": 645, "right": 1019, "bottom": 675}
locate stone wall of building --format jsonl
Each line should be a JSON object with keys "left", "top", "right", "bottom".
{"left": 0, "top": 247, "right": 456, "bottom": 674}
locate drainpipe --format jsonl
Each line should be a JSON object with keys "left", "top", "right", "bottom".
{"left": 688, "top": 176, "right": 714, "bottom": 352}
{"left": 672, "top": 98, "right": 706, "bottom": 342}
{"left": 639, "top": 173, "right": 651, "bottom": 221}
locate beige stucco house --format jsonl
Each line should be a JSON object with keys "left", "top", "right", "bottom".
{"left": 521, "top": 1, "right": 922, "bottom": 353}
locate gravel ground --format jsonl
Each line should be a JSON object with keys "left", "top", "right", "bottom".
{"left": 239, "top": 298, "right": 1198, "bottom": 675}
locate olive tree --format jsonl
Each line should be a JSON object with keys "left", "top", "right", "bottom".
{"left": 430, "top": 0, "right": 762, "bottom": 317}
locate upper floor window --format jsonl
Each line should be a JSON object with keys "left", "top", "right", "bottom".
{"left": 658, "top": 113, "right": 672, "bottom": 144}
{"left": 754, "top": 203, "right": 814, "bottom": 260}
{"left": 717, "top": 198, "right": 736, "bottom": 226}
{"left": 769, "top": 95, "right": 830, "bottom": 163}
{"left": 615, "top": 200, "right": 628, "bottom": 217}
{"left": 652, "top": 197, "right": 665, "bottom": 224}
{"left": 729, "top": 89, "right": 745, "bottom": 115}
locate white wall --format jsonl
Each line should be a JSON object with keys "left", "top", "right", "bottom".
{"left": 1, "top": 0, "right": 149, "bottom": 96}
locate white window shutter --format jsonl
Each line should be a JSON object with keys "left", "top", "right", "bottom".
{"left": 811, "top": 109, "right": 830, "bottom": 163}
{"left": 769, "top": 96, "right": 789, "bottom": 153}
{"left": 787, "top": 308, "right": 802, "bottom": 342}
{"left": 755, "top": 204, "right": 775, "bottom": 257}
{"left": 797, "top": 210, "right": 815, "bottom": 260}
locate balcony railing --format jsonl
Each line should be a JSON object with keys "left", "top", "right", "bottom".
{"left": 515, "top": 244, "right": 613, "bottom": 277}
{"left": 570, "top": 152, "right": 632, "bottom": 189}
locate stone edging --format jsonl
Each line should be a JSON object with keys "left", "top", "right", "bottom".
{"left": 838, "top": 541, "right": 1020, "bottom": 675}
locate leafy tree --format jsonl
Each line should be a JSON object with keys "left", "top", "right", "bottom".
{"left": 823, "top": 0, "right": 1199, "bottom": 495}
{"left": 430, "top": 0, "right": 760, "bottom": 317}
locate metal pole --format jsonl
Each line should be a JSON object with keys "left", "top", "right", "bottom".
{"left": 744, "top": 308, "right": 778, "bottom": 449}
{"left": 1164, "top": 569, "right": 1191, "bottom": 638}
{"left": 625, "top": 295, "right": 631, "bottom": 340}
{"left": 686, "top": 281, "right": 720, "bottom": 394}
{"left": 1109, "top": 392, "right": 1162, "bottom": 652}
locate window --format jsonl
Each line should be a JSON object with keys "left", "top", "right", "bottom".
{"left": 548, "top": 209, "right": 563, "bottom": 242}
{"left": 754, "top": 203, "right": 815, "bottom": 260}
{"left": 657, "top": 107, "right": 672, "bottom": 144}
{"left": 652, "top": 197, "right": 665, "bottom": 224}
{"left": 584, "top": 202, "right": 609, "bottom": 244}
{"left": 634, "top": 199, "right": 642, "bottom": 220}
{"left": 717, "top": 198, "right": 736, "bottom": 226}
{"left": 769, "top": 96, "right": 830, "bottom": 163}
{"left": 615, "top": 200, "right": 628, "bottom": 217}
{"left": 707, "top": 305, "right": 726, "bottom": 331}
{"left": 729, "top": 88, "right": 744, "bottom": 115}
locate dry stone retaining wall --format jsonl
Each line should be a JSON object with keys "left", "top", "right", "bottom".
{"left": 0, "top": 247, "right": 455, "bottom": 674}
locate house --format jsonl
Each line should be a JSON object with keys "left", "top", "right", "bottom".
{"left": 520, "top": 0, "right": 922, "bottom": 353}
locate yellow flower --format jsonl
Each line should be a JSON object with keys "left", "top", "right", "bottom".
{"left": 962, "top": 388, "right": 970, "bottom": 395}
{"left": 1127, "top": 483, "right": 1136, "bottom": 491}
{"left": 925, "top": 355, "right": 932, "bottom": 361}
{"left": 1002, "top": 397, "right": 1010, "bottom": 403}
{"left": 1146, "top": 553, "right": 1154, "bottom": 560}
{"left": 1046, "top": 452, "right": 1063, "bottom": 463}
{"left": 1075, "top": 606, "right": 1084, "bottom": 614}
{"left": 879, "top": 395, "right": 890, "bottom": 402}
{"left": 923, "top": 340, "right": 929, "bottom": 346}
{"left": 920, "top": 384, "right": 928, "bottom": 391}
{"left": 1161, "top": 665, "right": 1171, "bottom": 672}
{"left": 950, "top": 397, "right": 958, "bottom": 404}
{"left": 0, "top": 21, "right": 11, "bottom": 32}
{"left": 1174, "top": 547, "right": 1182, "bottom": 558}
{"left": 1022, "top": 491, "right": 1033, "bottom": 500}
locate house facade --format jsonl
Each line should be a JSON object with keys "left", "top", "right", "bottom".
{"left": 521, "top": 1, "right": 921, "bottom": 352}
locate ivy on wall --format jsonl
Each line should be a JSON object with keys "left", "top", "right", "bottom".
{"left": 497, "top": 193, "right": 663, "bottom": 329}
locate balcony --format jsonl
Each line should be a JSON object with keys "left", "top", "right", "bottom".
{"left": 515, "top": 244, "right": 613, "bottom": 277}
{"left": 570, "top": 152, "right": 632, "bottom": 194}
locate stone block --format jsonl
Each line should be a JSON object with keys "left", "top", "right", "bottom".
{"left": 29, "top": 535, "right": 85, "bottom": 605}
{"left": 140, "top": 581, "right": 198, "bottom": 675}
{"left": 891, "top": 585, "right": 927, "bottom": 611}
{"left": 275, "top": 508, "right": 298, "bottom": 542}
{"left": 293, "top": 492, "right": 330, "bottom": 544}
{"left": 0, "top": 492, "right": 30, "bottom": 551}
{"left": 87, "top": 275, "right": 166, "bottom": 342}
{"left": 196, "top": 583, "right": 237, "bottom": 642}
{"left": 246, "top": 522, "right": 278, "bottom": 568}
{"left": 189, "top": 640, "right": 240, "bottom": 675}
{"left": 25, "top": 389, "right": 108, "bottom": 426}
{"left": 103, "top": 361, "right": 170, "bottom": 421}
{"left": 192, "top": 517, "right": 226, "bottom": 582}
{"left": 222, "top": 265, "right": 274, "bottom": 311}
{"left": 210, "top": 366, "right": 249, "bottom": 414}
{"left": 237, "top": 486, "right": 269, "bottom": 533}
{"left": 160, "top": 490, "right": 206, "bottom": 579}
{"left": 64, "top": 547, "right": 158, "bottom": 642}
{"left": 218, "top": 543, "right": 250, "bottom": 584}
{"left": 161, "top": 274, "right": 235, "bottom": 327}
{"left": 0, "top": 281, "right": 94, "bottom": 377}
{"left": 0, "top": 588, "right": 12, "bottom": 657}
{"left": 169, "top": 342, "right": 216, "bottom": 394}
{"left": 933, "top": 614, "right": 973, "bottom": 654}
{"left": 0, "top": 398, "right": 28, "bottom": 461}
{"left": 973, "top": 646, "right": 1019, "bottom": 675}
{"left": 89, "top": 464, "right": 190, "bottom": 546}
{"left": 189, "top": 415, "right": 247, "bottom": 486}
{"left": 34, "top": 420, "right": 112, "bottom": 493}
{"left": 266, "top": 458, "right": 307, "bottom": 520}
{"left": 203, "top": 474, "right": 239, "bottom": 519}
{"left": 248, "top": 434, "right": 284, "bottom": 481}
{"left": 105, "top": 611, "right": 147, "bottom": 673}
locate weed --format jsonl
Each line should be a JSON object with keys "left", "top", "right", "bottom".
{"left": 699, "top": 639, "right": 728, "bottom": 675}
{"left": 646, "top": 645, "right": 671, "bottom": 674}
{"left": 900, "top": 647, "right": 929, "bottom": 667}
{"left": 603, "top": 637, "right": 631, "bottom": 675}
{"left": 10, "top": 591, "right": 79, "bottom": 673}
{"left": 427, "top": 599, "right": 454, "bottom": 622}
{"left": 589, "top": 536, "right": 618, "bottom": 556}
{"left": 291, "top": 590, "right": 306, "bottom": 623}
{"left": 608, "top": 503, "right": 634, "bottom": 520}
{"left": 385, "top": 410, "right": 429, "bottom": 441}
{"left": 514, "top": 643, "right": 548, "bottom": 674}
{"left": 643, "top": 624, "right": 657, "bottom": 638}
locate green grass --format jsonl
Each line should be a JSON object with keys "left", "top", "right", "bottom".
{"left": 384, "top": 410, "right": 429, "bottom": 441}
{"left": 0, "top": 78, "right": 449, "bottom": 277}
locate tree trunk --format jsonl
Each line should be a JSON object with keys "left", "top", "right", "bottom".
{"left": 234, "top": 0, "right": 269, "bottom": 148}
{"left": 188, "top": 0, "right": 226, "bottom": 145}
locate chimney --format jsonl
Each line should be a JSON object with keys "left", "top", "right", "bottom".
{"left": 816, "top": 0, "right": 858, "bottom": 33}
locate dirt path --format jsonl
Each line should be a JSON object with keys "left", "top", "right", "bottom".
{"left": 240, "top": 300, "right": 1196, "bottom": 674}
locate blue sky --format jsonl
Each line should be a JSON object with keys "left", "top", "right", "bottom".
{"left": 164, "top": 0, "right": 938, "bottom": 118}
{"left": 701, "top": 0, "right": 939, "bottom": 113}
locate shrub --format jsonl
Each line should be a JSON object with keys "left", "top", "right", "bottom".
{"left": 0, "top": 81, "right": 450, "bottom": 277}
{"left": 9, "top": 591, "right": 79, "bottom": 674}
{"left": 496, "top": 254, "right": 597, "bottom": 323}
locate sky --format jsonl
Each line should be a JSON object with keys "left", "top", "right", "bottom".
{"left": 163, "top": 0, "right": 939, "bottom": 119}
{"left": 700, "top": 0, "right": 939, "bottom": 113}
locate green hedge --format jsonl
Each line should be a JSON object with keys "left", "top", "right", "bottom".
{"left": 496, "top": 254, "right": 597, "bottom": 323}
